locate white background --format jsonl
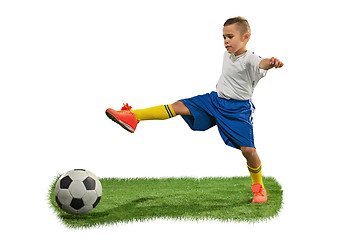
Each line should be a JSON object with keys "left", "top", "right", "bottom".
{"left": 1, "top": 0, "right": 353, "bottom": 239}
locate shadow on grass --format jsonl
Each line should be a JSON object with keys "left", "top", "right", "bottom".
{"left": 61, "top": 194, "right": 252, "bottom": 227}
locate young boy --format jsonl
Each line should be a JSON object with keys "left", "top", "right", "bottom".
{"left": 106, "top": 17, "right": 283, "bottom": 203}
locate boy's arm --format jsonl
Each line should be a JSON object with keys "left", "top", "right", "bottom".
{"left": 259, "top": 57, "right": 284, "bottom": 70}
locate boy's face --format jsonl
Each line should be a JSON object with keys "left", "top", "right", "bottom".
{"left": 223, "top": 24, "right": 249, "bottom": 56}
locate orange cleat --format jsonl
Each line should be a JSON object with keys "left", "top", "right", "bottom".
{"left": 251, "top": 184, "right": 267, "bottom": 203}
{"left": 105, "top": 103, "right": 139, "bottom": 133}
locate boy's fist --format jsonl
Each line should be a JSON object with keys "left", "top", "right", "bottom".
{"left": 269, "top": 57, "right": 284, "bottom": 68}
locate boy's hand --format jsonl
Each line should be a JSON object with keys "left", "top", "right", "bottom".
{"left": 259, "top": 57, "right": 284, "bottom": 70}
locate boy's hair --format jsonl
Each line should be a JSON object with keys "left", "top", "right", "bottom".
{"left": 224, "top": 17, "right": 251, "bottom": 36}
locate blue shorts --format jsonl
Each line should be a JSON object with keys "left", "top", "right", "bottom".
{"left": 179, "top": 91, "right": 255, "bottom": 150}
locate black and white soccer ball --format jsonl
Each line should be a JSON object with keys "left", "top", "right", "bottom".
{"left": 55, "top": 169, "right": 102, "bottom": 215}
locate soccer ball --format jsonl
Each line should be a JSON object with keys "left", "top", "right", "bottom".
{"left": 55, "top": 169, "right": 102, "bottom": 215}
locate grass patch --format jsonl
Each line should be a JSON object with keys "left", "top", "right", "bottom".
{"left": 49, "top": 176, "right": 283, "bottom": 228}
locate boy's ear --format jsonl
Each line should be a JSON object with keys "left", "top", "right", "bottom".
{"left": 243, "top": 33, "right": 250, "bottom": 42}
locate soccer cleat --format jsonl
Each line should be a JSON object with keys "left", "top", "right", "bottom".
{"left": 105, "top": 103, "right": 139, "bottom": 133}
{"left": 251, "top": 184, "right": 267, "bottom": 203}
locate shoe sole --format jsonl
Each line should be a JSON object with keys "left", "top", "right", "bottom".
{"left": 105, "top": 110, "right": 135, "bottom": 133}
{"left": 252, "top": 198, "right": 268, "bottom": 203}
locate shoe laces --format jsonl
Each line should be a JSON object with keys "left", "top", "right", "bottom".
{"left": 252, "top": 184, "right": 264, "bottom": 196}
{"left": 121, "top": 103, "right": 132, "bottom": 111}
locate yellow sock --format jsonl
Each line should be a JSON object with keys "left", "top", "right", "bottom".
{"left": 247, "top": 164, "right": 264, "bottom": 187}
{"left": 131, "top": 104, "right": 176, "bottom": 121}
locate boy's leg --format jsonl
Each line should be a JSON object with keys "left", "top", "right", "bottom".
{"left": 241, "top": 146, "right": 267, "bottom": 203}
{"left": 241, "top": 146, "right": 263, "bottom": 186}
{"left": 106, "top": 101, "right": 191, "bottom": 132}
{"left": 241, "top": 147, "right": 261, "bottom": 169}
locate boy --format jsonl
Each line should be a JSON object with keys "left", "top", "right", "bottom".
{"left": 106, "top": 17, "right": 283, "bottom": 203}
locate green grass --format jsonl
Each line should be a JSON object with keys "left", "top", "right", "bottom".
{"left": 48, "top": 176, "right": 283, "bottom": 228}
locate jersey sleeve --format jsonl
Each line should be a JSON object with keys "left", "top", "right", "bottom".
{"left": 247, "top": 53, "right": 267, "bottom": 86}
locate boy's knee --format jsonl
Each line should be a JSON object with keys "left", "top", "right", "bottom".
{"left": 241, "top": 147, "right": 256, "bottom": 158}
{"left": 171, "top": 101, "right": 191, "bottom": 116}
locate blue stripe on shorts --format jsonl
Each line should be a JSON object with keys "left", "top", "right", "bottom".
{"left": 179, "top": 91, "right": 255, "bottom": 150}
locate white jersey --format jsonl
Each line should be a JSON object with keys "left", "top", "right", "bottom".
{"left": 216, "top": 50, "right": 267, "bottom": 100}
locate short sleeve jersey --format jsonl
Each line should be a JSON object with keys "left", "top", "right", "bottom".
{"left": 216, "top": 50, "right": 267, "bottom": 100}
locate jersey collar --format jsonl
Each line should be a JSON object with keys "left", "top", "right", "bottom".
{"left": 229, "top": 50, "right": 248, "bottom": 62}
